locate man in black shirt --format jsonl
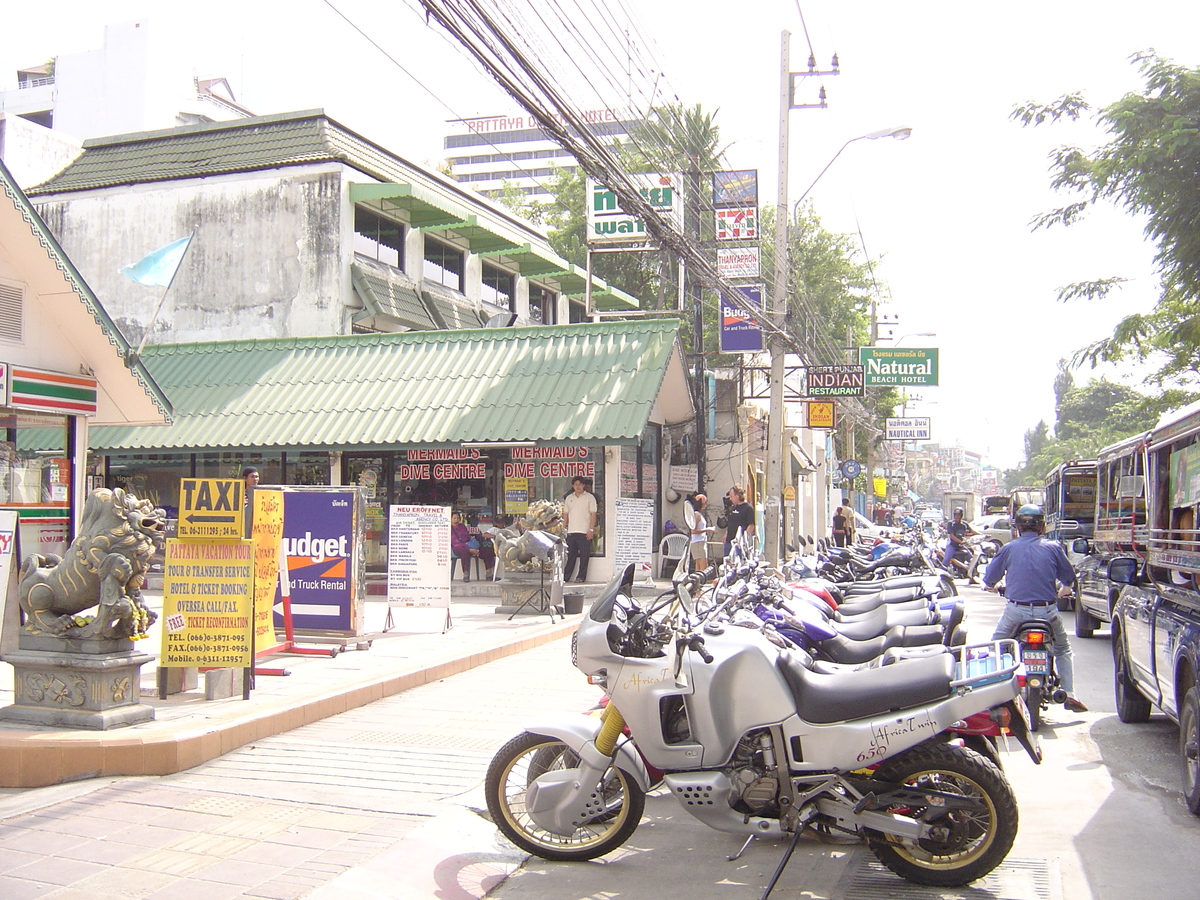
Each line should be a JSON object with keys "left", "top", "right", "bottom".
{"left": 723, "top": 485, "right": 756, "bottom": 556}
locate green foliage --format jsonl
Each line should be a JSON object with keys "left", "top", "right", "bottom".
{"left": 1006, "top": 379, "right": 1160, "bottom": 485}
{"left": 1015, "top": 51, "right": 1200, "bottom": 391}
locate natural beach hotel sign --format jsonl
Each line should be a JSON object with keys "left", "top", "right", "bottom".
{"left": 858, "top": 348, "right": 939, "bottom": 386}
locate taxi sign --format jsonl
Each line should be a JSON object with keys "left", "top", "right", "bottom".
{"left": 177, "top": 478, "right": 245, "bottom": 539}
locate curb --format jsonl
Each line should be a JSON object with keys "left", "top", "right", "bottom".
{"left": 0, "top": 616, "right": 579, "bottom": 788}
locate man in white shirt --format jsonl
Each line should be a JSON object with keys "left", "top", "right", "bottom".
{"left": 562, "top": 477, "right": 598, "bottom": 583}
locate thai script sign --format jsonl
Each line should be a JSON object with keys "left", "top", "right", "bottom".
{"left": 720, "top": 285, "right": 764, "bottom": 353}
{"left": 806, "top": 365, "right": 864, "bottom": 397}
{"left": 858, "top": 348, "right": 940, "bottom": 386}
{"left": 886, "top": 417, "right": 932, "bottom": 441}
{"left": 586, "top": 174, "right": 683, "bottom": 243}
{"left": 716, "top": 246, "right": 761, "bottom": 278}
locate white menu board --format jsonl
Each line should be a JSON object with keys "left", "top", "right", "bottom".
{"left": 387, "top": 505, "right": 451, "bottom": 608}
{"left": 613, "top": 498, "right": 655, "bottom": 572}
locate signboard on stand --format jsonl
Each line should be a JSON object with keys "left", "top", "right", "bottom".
{"left": 249, "top": 489, "right": 284, "bottom": 652}
{"left": 274, "top": 488, "right": 363, "bottom": 635}
{"left": 613, "top": 498, "right": 655, "bottom": 574}
{"left": 160, "top": 539, "right": 254, "bottom": 668}
{"left": 386, "top": 505, "right": 451, "bottom": 612}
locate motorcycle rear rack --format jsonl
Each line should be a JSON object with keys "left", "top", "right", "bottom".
{"left": 950, "top": 639, "right": 1020, "bottom": 690}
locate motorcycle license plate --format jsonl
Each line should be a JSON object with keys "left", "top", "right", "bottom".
{"left": 1022, "top": 649, "right": 1050, "bottom": 674}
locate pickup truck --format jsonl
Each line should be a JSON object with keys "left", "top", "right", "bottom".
{"left": 1107, "top": 557, "right": 1200, "bottom": 814}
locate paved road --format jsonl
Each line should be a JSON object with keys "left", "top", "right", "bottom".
{"left": 2, "top": 584, "right": 1199, "bottom": 899}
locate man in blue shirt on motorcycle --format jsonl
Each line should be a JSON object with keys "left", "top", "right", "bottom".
{"left": 982, "top": 503, "right": 1087, "bottom": 712}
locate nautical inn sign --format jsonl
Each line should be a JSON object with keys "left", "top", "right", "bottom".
{"left": 858, "top": 347, "right": 939, "bottom": 386}
{"left": 886, "top": 417, "right": 932, "bottom": 441}
{"left": 806, "top": 365, "right": 864, "bottom": 397}
{"left": 586, "top": 173, "right": 683, "bottom": 243}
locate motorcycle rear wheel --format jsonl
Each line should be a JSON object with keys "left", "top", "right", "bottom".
{"left": 485, "top": 731, "right": 645, "bottom": 861}
{"left": 865, "top": 742, "right": 1018, "bottom": 887}
{"left": 1025, "top": 684, "right": 1043, "bottom": 732}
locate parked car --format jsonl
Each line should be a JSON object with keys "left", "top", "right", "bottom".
{"left": 970, "top": 514, "right": 1015, "bottom": 546}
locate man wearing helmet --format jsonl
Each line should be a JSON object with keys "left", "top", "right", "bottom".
{"left": 982, "top": 504, "right": 1088, "bottom": 713}
{"left": 942, "top": 506, "right": 977, "bottom": 577}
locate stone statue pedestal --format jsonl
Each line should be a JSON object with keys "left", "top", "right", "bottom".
{"left": 497, "top": 571, "right": 562, "bottom": 617}
{"left": 0, "top": 640, "right": 156, "bottom": 730}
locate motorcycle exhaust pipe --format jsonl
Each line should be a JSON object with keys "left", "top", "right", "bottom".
{"left": 1051, "top": 688, "right": 1068, "bottom": 704}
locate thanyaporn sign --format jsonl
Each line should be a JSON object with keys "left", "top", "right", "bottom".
{"left": 806, "top": 365, "right": 864, "bottom": 397}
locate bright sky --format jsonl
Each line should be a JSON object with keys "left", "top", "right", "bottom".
{"left": 4, "top": 1, "right": 1197, "bottom": 469}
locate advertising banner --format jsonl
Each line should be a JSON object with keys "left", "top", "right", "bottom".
{"left": 177, "top": 478, "right": 245, "bottom": 539}
{"left": 719, "top": 285, "right": 764, "bottom": 353}
{"left": 386, "top": 505, "right": 452, "bottom": 609}
{"left": 586, "top": 173, "right": 682, "bottom": 244}
{"left": 859, "top": 347, "right": 940, "bottom": 386}
{"left": 160, "top": 539, "right": 254, "bottom": 667}
{"left": 276, "top": 490, "right": 356, "bottom": 632}
{"left": 806, "top": 365, "right": 864, "bottom": 397}
{"left": 712, "top": 170, "right": 758, "bottom": 207}
{"left": 249, "top": 489, "right": 284, "bottom": 650}
{"left": 886, "top": 417, "right": 932, "bottom": 441}
{"left": 613, "top": 498, "right": 655, "bottom": 572}
{"left": 504, "top": 475, "right": 529, "bottom": 515}
{"left": 715, "top": 206, "right": 758, "bottom": 240}
{"left": 716, "top": 246, "right": 761, "bottom": 278}
{"left": 806, "top": 401, "right": 836, "bottom": 429}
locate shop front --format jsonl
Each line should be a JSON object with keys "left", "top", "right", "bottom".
{"left": 0, "top": 159, "right": 171, "bottom": 578}
{"left": 86, "top": 321, "right": 691, "bottom": 579}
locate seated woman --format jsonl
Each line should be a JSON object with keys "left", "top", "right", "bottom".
{"left": 450, "top": 511, "right": 496, "bottom": 581}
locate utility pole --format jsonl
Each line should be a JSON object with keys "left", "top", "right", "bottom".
{"left": 764, "top": 31, "right": 792, "bottom": 566}
{"left": 765, "top": 32, "right": 838, "bottom": 565}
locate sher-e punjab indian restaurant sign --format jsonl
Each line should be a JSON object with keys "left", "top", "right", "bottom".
{"left": 858, "top": 347, "right": 939, "bottom": 387}
{"left": 806, "top": 365, "right": 864, "bottom": 397}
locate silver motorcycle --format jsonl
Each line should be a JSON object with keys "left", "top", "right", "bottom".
{"left": 485, "top": 560, "right": 1038, "bottom": 893}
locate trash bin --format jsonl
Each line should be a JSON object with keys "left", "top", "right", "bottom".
{"left": 562, "top": 591, "right": 585, "bottom": 615}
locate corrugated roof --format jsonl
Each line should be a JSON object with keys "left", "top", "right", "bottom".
{"left": 88, "top": 320, "right": 691, "bottom": 452}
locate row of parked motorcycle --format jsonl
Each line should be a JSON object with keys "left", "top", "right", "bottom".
{"left": 484, "top": 532, "right": 1049, "bottom": 898}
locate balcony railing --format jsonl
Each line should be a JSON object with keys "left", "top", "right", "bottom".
{"left": 18, "top": 76, "right": 54, "bottom": 89}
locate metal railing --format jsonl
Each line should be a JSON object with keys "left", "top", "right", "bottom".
{"left": 18, "top": 76, "right": 54, "bottom": 89}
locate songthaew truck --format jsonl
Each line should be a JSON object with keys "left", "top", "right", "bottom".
{"left": 942, "top": 491, "right": 977, "bottom": 522}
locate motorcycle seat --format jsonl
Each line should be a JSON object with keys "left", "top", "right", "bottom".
{"left": 777, "top": 649, "right": 954, "bottom": 724}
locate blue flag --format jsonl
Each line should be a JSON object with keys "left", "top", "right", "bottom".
{"left": 119, "top": 235, "right": 192, "bottom": 287}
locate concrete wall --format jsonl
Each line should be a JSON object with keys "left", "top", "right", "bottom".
{"left": 0, "top": 115, "right": 81, "bottom": 190}
{"left": 35, "top": 165, "right": 350, "bottom": 345}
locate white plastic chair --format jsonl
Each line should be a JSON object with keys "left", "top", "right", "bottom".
{"left": 659, "top": 532, "right": 690, "bottom": 578}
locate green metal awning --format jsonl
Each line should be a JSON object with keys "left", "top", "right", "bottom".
{"left": 419, "top": 215, "right": 523, "bottom": 254}
{"left": 588, "top": 282, "right": 640, "bottom": 311}
{"left": 349, "top": 182, "right": 469, "bottom": 228}
{"left": 351, "top": 264, "right": 437, "bottom": 330}
{"left": 477, "top": 243, "right": 571, "bottom": 277}
{"left": 87, "top": 320, "right": 694, "bottom": 452}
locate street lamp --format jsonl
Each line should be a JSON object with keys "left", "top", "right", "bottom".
{"left": 792, "top": 126, "right": 913, "bottom": 223}
{"left": 765, "top": 49, "right": 913, "bottom": 564}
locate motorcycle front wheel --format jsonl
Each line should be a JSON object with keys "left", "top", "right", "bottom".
{"left": 865, "top": 742, "right": 1018, "bottom": 887}
{"left": 485, "top": 731, "right": 645, "bottom": 861}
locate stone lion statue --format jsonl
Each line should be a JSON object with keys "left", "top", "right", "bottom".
{"left": 495, "top": 499, "right": 566, "bottom": 574}
{"left": 19, "top": 487, "right": 166, "bottom": 641}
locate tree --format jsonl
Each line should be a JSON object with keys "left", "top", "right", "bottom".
{"left": 1013, "top": 51, "right": 1200, "bottom": 393}
{"left": 1006, "top": 379, "right": 1158, "bottom": 486}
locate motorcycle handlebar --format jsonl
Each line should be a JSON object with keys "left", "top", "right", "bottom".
{"left": 685, "top": 634, "right": 714, "bottom": 664}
